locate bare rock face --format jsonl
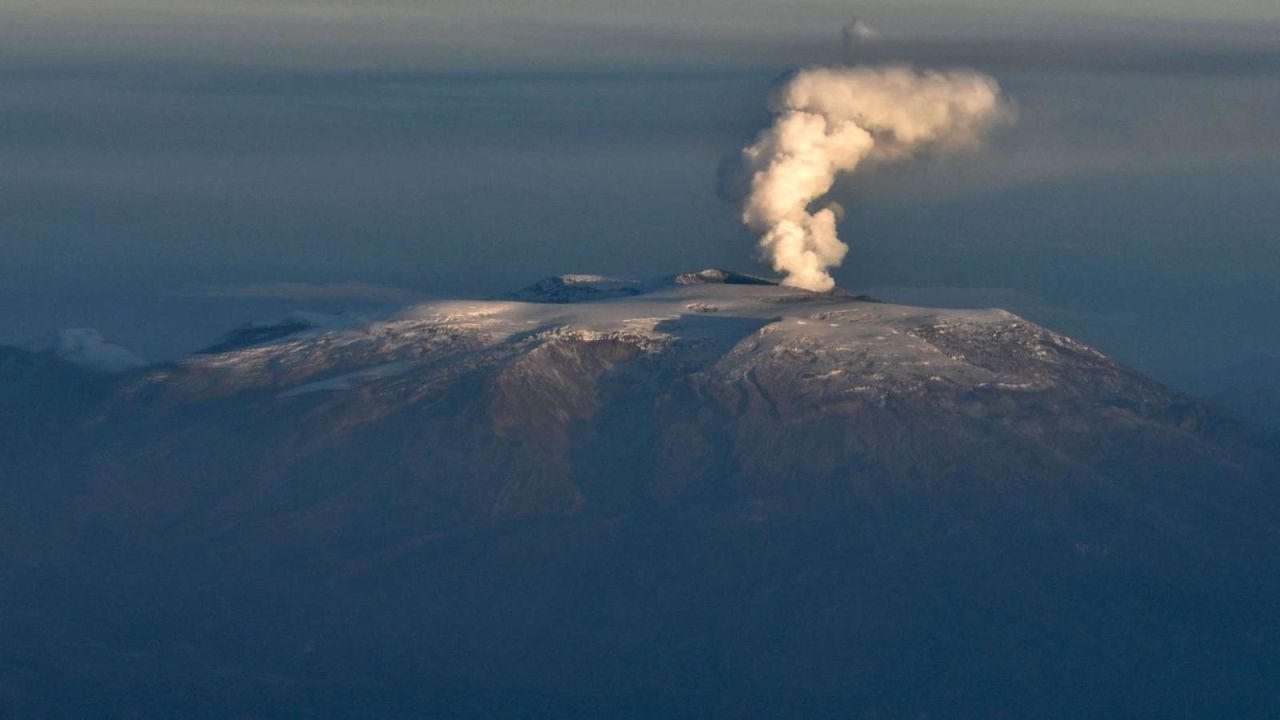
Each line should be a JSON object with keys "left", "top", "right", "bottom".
{"left": 3, "top": 274, "right": 1280, "bottom": 718}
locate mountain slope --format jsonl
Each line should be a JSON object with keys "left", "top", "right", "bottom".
{"left": 3, "top": 273, "right": 1280, "bottom": 718}
{"left": 1173, "top": 355, "right": 1280, "bottom": 430}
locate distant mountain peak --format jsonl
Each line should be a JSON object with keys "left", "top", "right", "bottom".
{"left": 670, "top": 268, "right": 777, "bottom": 286}
{"left": 36, "top": 328, "right": 146, "bottom": 373}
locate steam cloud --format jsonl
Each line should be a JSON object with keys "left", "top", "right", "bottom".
{"left": 739, "top": 66, "right": 1009, "bottom": 291}
{"left": 841, "top": 19, "right": 880, "bottom": 48}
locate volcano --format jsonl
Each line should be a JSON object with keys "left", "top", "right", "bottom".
{"left": 3, "top": 272, "right": 1279, "bottom": 718}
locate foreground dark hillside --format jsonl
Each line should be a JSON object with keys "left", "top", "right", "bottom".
{"left": 3, "top": 276, "right": 1279, "bottom": 718}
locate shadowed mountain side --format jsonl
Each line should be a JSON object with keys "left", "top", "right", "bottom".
{"left": 2, "top": 276, "right": 1279, "bottom": 718}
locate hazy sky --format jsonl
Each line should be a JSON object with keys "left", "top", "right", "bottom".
{"left": 6, "top": 0, "right": 1280, "bottom": 69}
{"left": 1, "top": 0, "right": 1278, "bottom": 383}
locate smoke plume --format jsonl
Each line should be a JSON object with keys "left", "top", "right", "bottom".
{"left": 739, "top": 66, "right": 1009, "bottom": 291}
{"left": 841, "top": 19, "right": 880, "bottom": 48}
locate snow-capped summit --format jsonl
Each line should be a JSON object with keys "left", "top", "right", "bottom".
{"left": 130, "top": 272, "right": 1176, "bottom": 407}
{"left": 99, "top": 272, "right": 1269, "bottom": 487}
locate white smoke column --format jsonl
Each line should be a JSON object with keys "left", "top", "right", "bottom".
{"left": 741, "top": 66, "right": 1009, "bottom": 291}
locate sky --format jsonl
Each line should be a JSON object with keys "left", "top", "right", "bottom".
{"left": 1, "top": 0, "right": 1279, "bottom": 384}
